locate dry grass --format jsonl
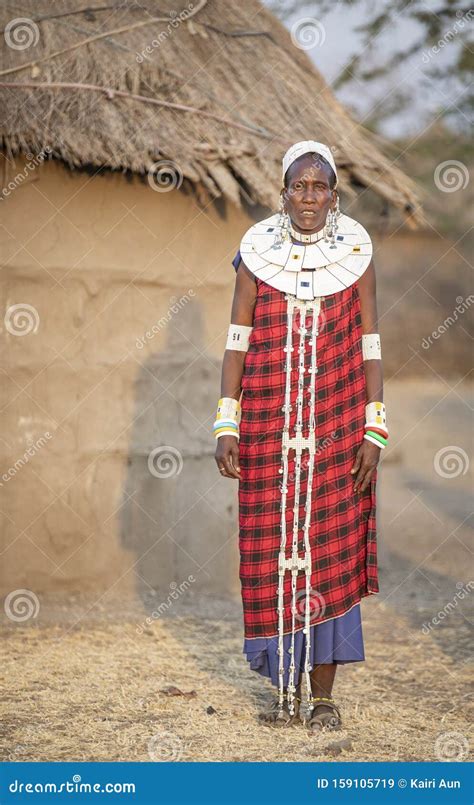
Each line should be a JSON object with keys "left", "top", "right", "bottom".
{"left": 1, "top": 595, "right": 471, "bottom": 763}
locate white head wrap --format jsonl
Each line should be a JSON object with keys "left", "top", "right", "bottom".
{"left": 282, "top": 140, "right": 337, "bottom": 185}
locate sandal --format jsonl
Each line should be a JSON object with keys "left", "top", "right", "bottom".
{"left": 258, "top": 692, "right": 301, "bottom": 727}
{"left": 306, "top": 696, "right": 342, "bottom": 732}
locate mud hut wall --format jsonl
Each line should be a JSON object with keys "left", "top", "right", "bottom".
{"left": 1, "top": 160, "right": 248, "bottom": 599}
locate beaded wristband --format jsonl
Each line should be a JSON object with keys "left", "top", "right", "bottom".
{"left": 216, "top": 396, "right": 241, "bottom": 422}
{"left": 365, "top": 401, "right": 388, "bottom": 446}
{"left": 365, "top": 429, "right": 387, "bottom": 446}
{"left": 365, "top": 401, "right": 386, "bottom": 429}
{"left": 214, "top": 427, "right": 239, "bottom": 437}
{"left": 365, "top": 420, "right": 388, "bottom": 430}
{"left": 213, "top": 419, "right": 239, "bottom": 429}
{"left": 364, "top": 425, "right": 388, "bottom": 440}
{"left": 364, "top": 432, "right": 386, "bottom": 449}
{"left": 214, "top": 396, "right": 241, "bottom": 440}
{"left": 214, "top": 420, "right": 239, "bottom": 439}
{"left": 215, "top": 430, "right": 240, "bottom": 440}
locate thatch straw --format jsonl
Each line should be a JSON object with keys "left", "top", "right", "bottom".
{"left": 0, "top": 0, "right": 423, "bottom": 220}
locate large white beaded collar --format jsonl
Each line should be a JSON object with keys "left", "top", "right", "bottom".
{"left": 239, "top": 212, "right": 372, "bottom": 300}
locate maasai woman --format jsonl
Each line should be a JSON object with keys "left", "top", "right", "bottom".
{"left": 214, "top": 141, "right": 386, "bottom": 732}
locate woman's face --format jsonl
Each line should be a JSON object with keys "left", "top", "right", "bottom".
{"left": 283, "top": 154, "right": 336, "bottom": 233}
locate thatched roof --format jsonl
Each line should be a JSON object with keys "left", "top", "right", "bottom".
{"left": 0, "top": 0, "right": 422, "bottom": 223}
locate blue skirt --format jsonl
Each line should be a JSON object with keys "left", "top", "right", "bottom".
{"left": 243, "top": 603, "right": 364, "bottom": 688}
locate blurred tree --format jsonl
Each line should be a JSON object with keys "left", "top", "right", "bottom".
{"left": 265, "top": 0, "right": 473, "bottom": 133}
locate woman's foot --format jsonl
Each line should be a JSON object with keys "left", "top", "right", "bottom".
{"left": 306, "top": 696, "right": 342, "bottom": 732}
{"left": 258, "top": 693, "right": 300, "bottom": 727}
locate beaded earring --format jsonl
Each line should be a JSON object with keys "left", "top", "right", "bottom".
{"left": 324, "top": 192, "right": 340, "bottom": 248}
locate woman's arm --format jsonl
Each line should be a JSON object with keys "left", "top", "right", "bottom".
{"left": 215, "top": 259, "right": 257, "bottom": 480}
{"left": 351, "top": 259, "right": 384, "bottom": 492}
{"left": 358, "top": 259, "right": 383, "bottom": 406}
{"left": 220, "top": 259, "right": 257, "bottom": 400}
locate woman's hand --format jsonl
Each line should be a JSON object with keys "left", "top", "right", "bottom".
{"left": 350, "top": 439, "right": 380, "bottom": 493}
{"left": 215, "top": 435, "right": 242, "bottom": 480}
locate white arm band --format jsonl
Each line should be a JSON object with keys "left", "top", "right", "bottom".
{"left": 226, "top": 323, "right": 253, "bottom": 352}
{"left": 362, "top": 333, "right": 381, "bottom": 360}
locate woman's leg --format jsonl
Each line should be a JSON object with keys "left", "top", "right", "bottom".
{"left": 306, "top": 663, "right": 342, "bottom": 730}
{"left": 310, "top": 663, "right": 337, "bottom": 702}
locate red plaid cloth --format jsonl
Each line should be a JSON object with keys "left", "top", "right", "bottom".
{"left": 238, "top": 277, "right": 379, "bottom": 639}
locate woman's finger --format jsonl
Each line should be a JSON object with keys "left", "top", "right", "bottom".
{"left": 216, "top": 453, "right": 233, "bottom": 478}
{"left": 350, "top": 446, "right": 363, "bottom": 475}
{"left": 229, "top": 445, "right": 242, "bottom": 479}
{"left": 226, "top": 453, "right": 241, "bottom": 479}
{"left": 221, "top": 453, "right": 239, "bottom": 479}
{"left": 217, "top": 462, "right": 231, "bottom": 478}
{"left": 354, "top": 464, "right": 374, "bottom": 492}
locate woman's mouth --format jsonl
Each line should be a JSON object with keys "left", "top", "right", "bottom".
{"left": 301, "top": 210, "right": 316, "bottom": 217}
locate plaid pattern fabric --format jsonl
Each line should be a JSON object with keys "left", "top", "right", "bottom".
{"left": 237, "top": 274, "right": 379, "bottom": 640}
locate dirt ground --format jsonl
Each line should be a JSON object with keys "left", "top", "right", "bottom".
{"left": 1, "top": 379, "right": 472, "bottom": 763}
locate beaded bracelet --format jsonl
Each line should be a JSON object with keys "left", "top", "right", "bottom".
{"left": 364, "top": 401, "right": 388, "bottom": 449}
{"left": 365, "top": 401, "right": 386, "bottom": 429}
{"left": 364, "top": 427, "right": 388, "bottom": 444}
{"left": 364, "top": 425, "right": 388, "bottom": 439}
{"left": 213, "top": 420, "right": 239, "bottom": 440}
{"left": 364, "top": 429, "right": 387, "bottom": 448}
{"left": 216, "top": 396, "right": 240, "bottom": 421}
{"left": 214, "top": 397, "right": 241, "bottom": 440}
